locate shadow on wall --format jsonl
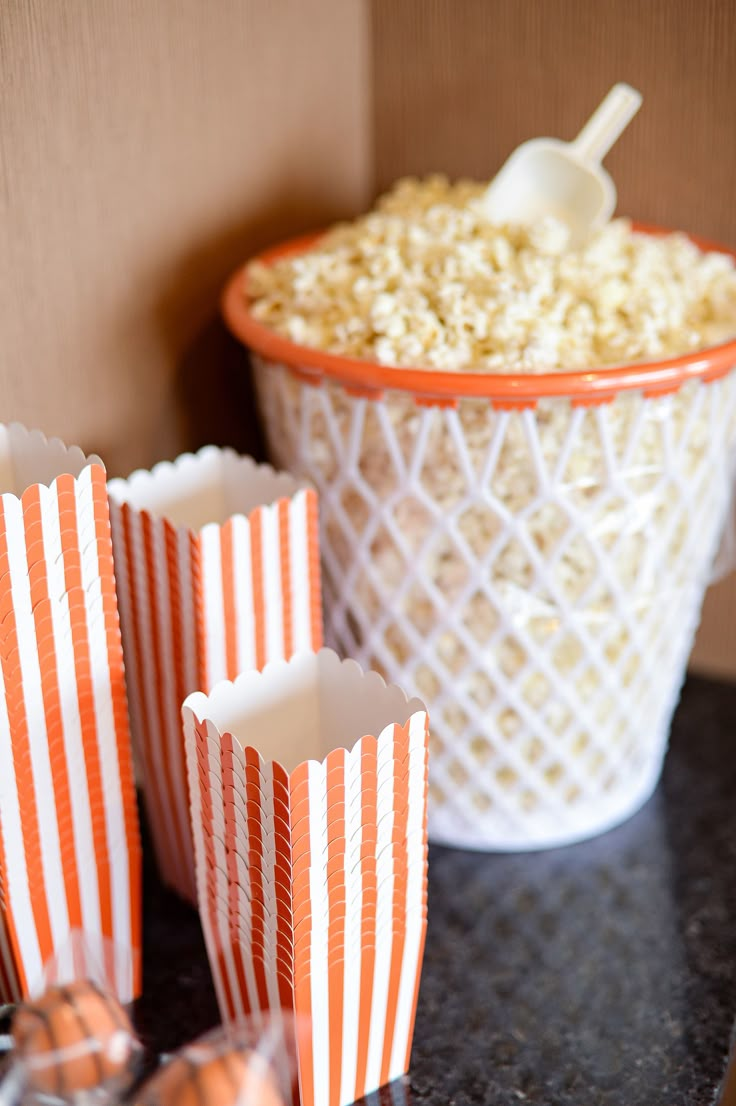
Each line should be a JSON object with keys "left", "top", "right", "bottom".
{"left": 176, "top": 318, "right": 266, "bottom": 463}
{"left": 139, "top": 185, "right": 351, "bottom": 475}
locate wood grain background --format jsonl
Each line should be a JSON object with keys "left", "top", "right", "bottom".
{"left": 0, "top": 0, "right": 370, "bottom": 474}
{"left": 370, "top": 0, "right": 736, "bottom": 243}
{"left": 1, "top": 0, "right": 735, "bottom": 672}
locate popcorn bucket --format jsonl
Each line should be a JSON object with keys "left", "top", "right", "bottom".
{"left": 223, "top": 228, "right": 736, "bottom": 851}
{"left": 0, "top": 425, "right": 141, "bottom": 1002}
{"left": 182, "top": 649, "right": 429, "bottom": 1106}
{"left": 108, "top": 447, "right": 322, "bottom": 902}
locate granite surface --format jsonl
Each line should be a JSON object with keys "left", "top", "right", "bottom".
{"left": 132, "top": 674, "right": 736, "bottom": 1105}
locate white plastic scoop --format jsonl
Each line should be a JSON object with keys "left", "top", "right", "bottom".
{"left": 482, "top": 83, "right": 643, "bottom": 245}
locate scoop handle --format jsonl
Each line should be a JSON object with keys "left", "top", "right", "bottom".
{"left": 571, "top": 83, "right": 642, "bottom": 165}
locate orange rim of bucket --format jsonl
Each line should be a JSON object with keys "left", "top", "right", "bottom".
{"left": 222, "top": 224, "right": 736, "bottom": 409}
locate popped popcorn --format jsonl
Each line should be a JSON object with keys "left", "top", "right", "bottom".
{"left": 248, "top": 175, "right": 736, "bottom": 372}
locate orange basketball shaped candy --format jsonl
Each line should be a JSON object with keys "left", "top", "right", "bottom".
{"left": 11, "top": 980, "right": 138, "bottom": 1096}
{"left": 142, "top": 1047, "right": 285, "bottom": 1106}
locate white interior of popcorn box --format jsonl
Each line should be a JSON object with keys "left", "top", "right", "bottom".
{"left": 0, "top": 424, "right": 102, "bottom": 497}
{"left": 108, "top": 449, "right": 307, "bottom": 531}
{"left": 190, "top": 650, "right": 424, "bottom": 774}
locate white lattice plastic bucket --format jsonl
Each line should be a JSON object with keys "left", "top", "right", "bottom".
{"left": 223, "top": 228, "right": 736, "bottom": 851}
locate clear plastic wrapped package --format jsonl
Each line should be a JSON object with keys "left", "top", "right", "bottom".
{"left": 0, "top": 980, "right": 140, "bottom": 1106}
{"left": 0, "top": 936, "right": 142, "bottom": 1106}
{"left": 135, "top": 1019, "right": 297, "bottom": 1106}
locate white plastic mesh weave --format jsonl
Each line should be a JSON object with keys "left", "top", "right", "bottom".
{"left": 253, "top": 355, "right": 736, "bottom": 850}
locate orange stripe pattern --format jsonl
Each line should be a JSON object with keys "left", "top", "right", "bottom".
{"left": 109, "top": 455, "right": 322, "bottom": 904}
{"left": 0, "top": 460, "right": 141, "bottom": 1003}
{"left": 183, "top": 694, "right": 428, "bottom": 1106}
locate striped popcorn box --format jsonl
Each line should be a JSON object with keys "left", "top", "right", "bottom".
{"left": 0, "top": 424, "right": 141, "bottom": 1004}
{"left": 182, "top": 648, "right": 429, "bottom": 1106}
{"left": 108, "top": 447, "right": 322, "bottom": 904}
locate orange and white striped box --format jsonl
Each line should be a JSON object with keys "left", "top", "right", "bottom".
{"left": 182, "top": 649, "right": 429, "bottom": 1106}
{"left": 0, "top": 424, "right": 141, "bottom": 1004}
{"left": 108, "top": 447, "right": 322, "bottom": 903}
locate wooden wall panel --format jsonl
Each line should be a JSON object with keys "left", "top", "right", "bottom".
{"left": 0, "top": 0, "right": 370, "bottom": 475}
{"left": 370, "top": 0, "right": 736, "bottom": 242}
{"left": 369, "top": 0, "right": 736, "bottom": 676}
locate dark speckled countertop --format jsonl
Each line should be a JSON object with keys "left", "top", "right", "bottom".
{"left": 133, "top": 674, "right": 736, "bottom": 1105}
